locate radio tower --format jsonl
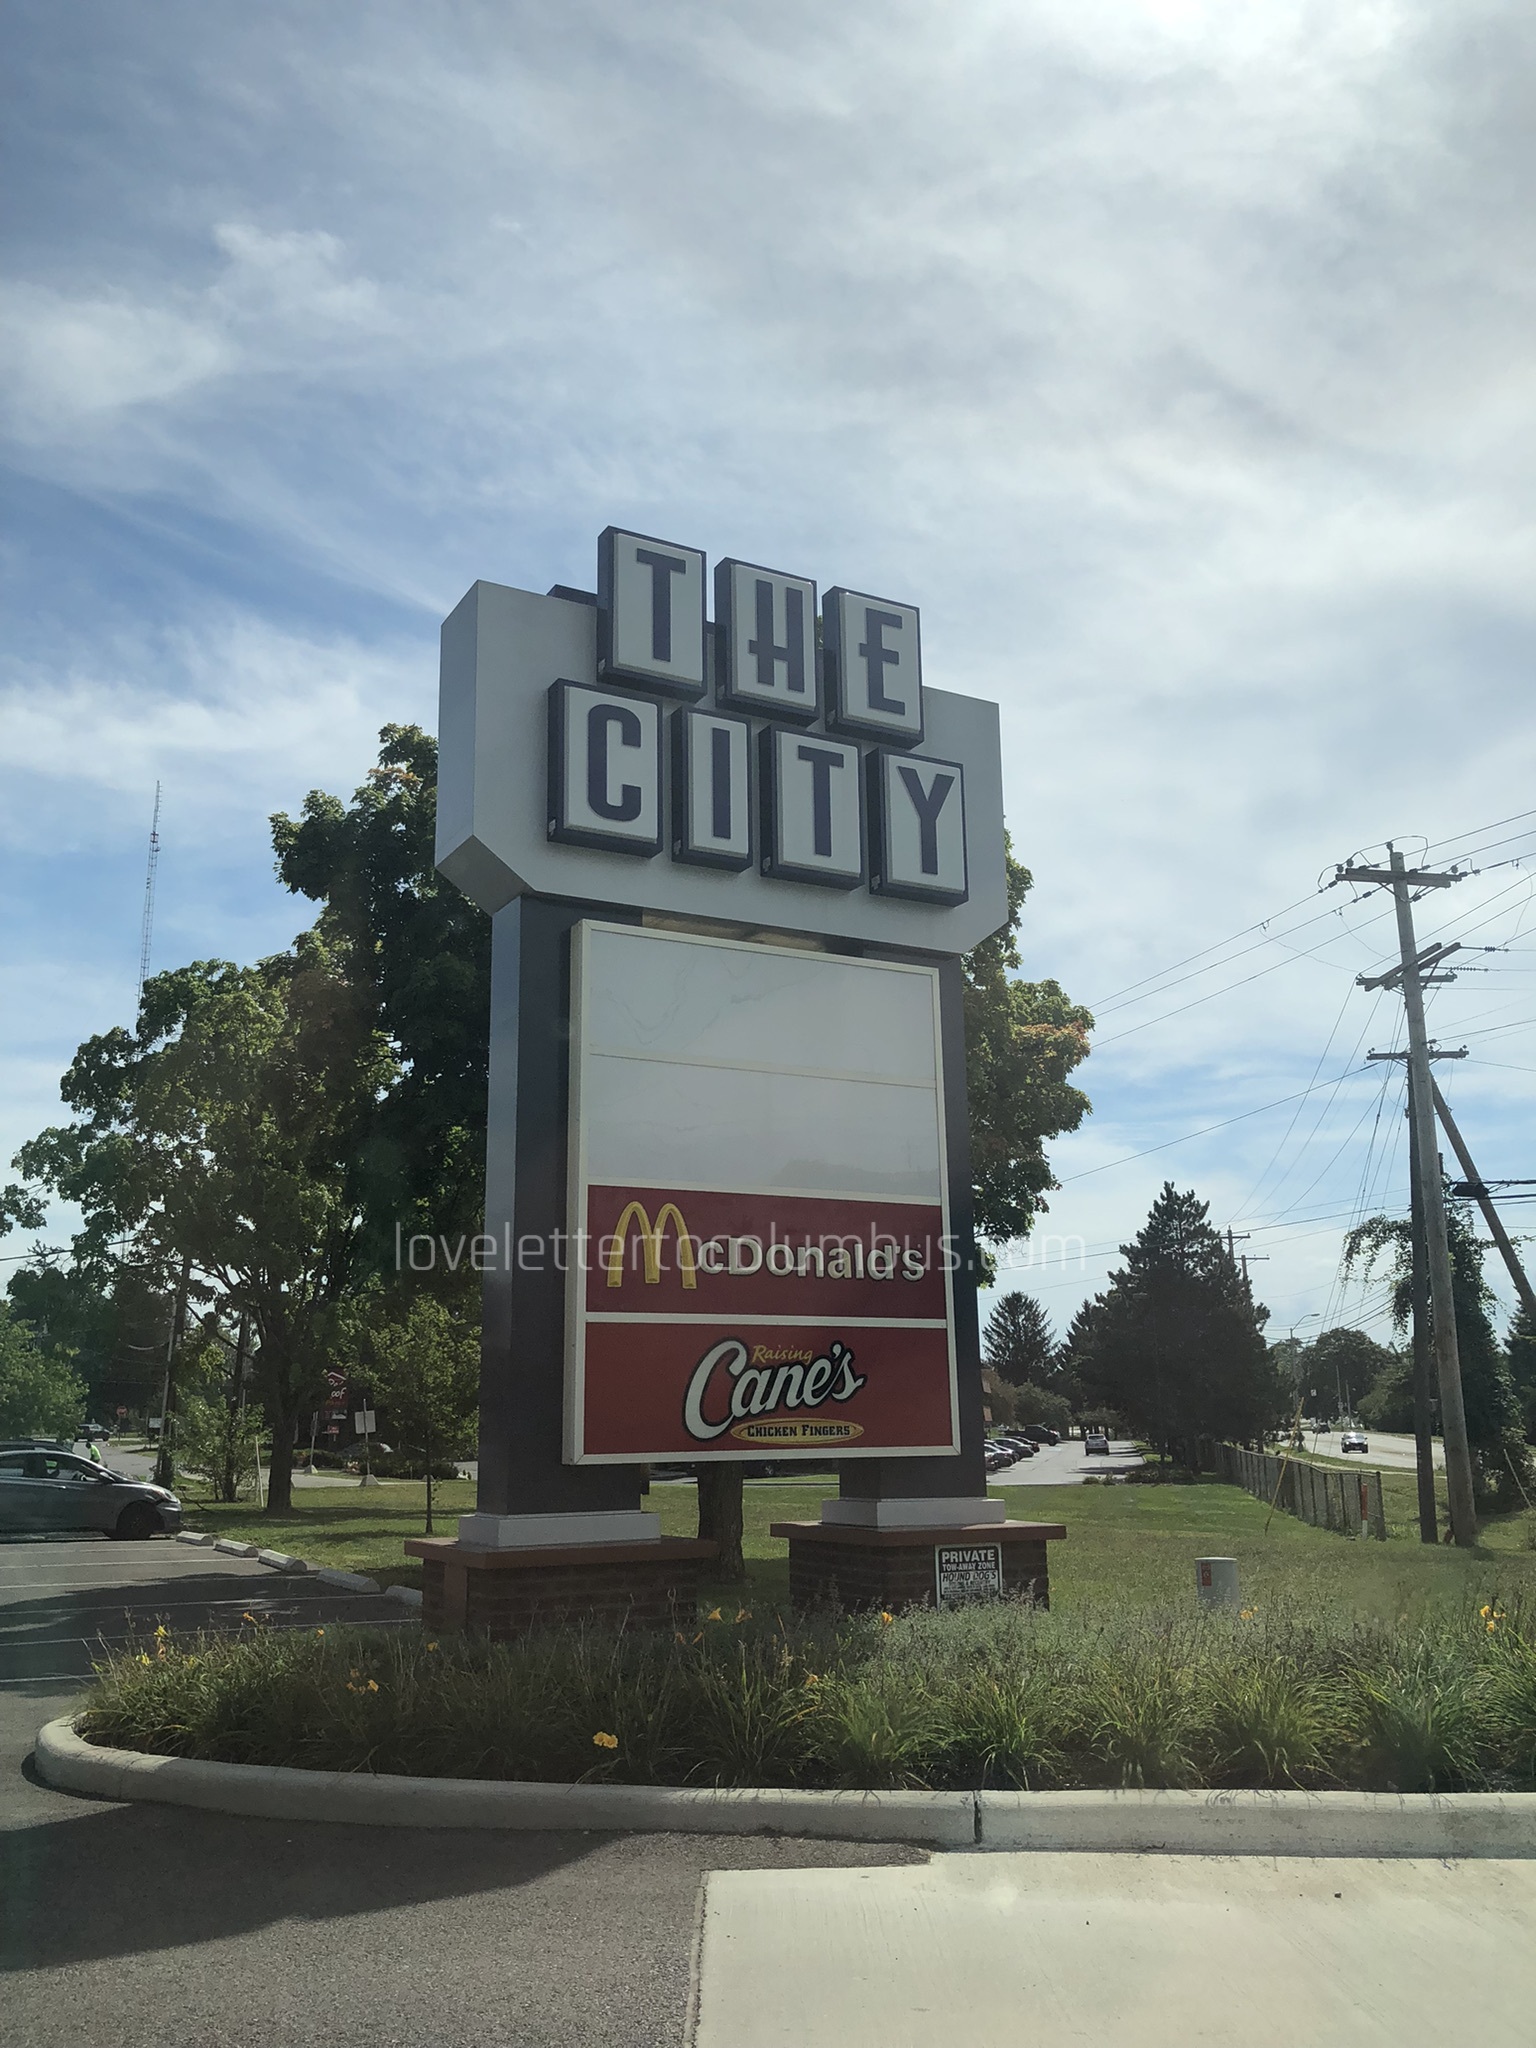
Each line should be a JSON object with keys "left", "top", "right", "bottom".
{"left": 135, "top": 782, "right": 162, "bottom": 1014}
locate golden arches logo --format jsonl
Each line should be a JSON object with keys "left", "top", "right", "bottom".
{"left": 605, "top": 1201, "right": 698, "bottom": 1289}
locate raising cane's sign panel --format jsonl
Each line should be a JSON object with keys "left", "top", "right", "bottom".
{"left": 565, "top": 922, "right": 959, "bottom": 1463}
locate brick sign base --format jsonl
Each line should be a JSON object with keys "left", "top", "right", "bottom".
{"left": 406, "top": 1536, "right": 719, "bottom": 1637}
{"left": 769, "top": 1520, "right": 1067, "bottom": 1614}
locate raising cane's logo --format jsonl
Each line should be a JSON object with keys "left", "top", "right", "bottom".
{"left": 683, "top": 1336, "right": 868, "bottom": 1444}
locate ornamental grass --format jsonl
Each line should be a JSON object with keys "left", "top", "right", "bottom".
{"left": 78, "top": 1594, "right": 1536, "bottom": 1794}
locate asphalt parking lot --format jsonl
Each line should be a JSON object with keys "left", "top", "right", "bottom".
{"left": 0, "top": 1534, "right": 918, "bottom": 2048}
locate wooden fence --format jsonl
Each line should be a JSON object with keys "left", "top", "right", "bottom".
{"left": 1215, "top": 1442, "right": 1388, "bottom": 1541}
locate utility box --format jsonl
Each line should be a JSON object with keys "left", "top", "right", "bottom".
{"left": 1195, "top": 1556, "right": 1240, "bottom": 1609}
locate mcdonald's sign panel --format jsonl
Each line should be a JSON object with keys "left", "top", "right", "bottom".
{"left": 564, "top": 922, "right": 961, "bottom": 1462}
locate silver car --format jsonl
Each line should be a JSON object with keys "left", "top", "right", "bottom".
{"left": 0, "top": 1447, "right": 182, "bottom": 1539}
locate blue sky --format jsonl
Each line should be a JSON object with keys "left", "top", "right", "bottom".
{"left": 3, "top": 0, "right": 1534, "bottom": 1344}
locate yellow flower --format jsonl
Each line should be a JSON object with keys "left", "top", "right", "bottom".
{"left": 734, "top": 1608, "right": 751, "bottom": 1623}
{"left": 706, "top": 1607, "right": 722, "bottom": 1622}
{"left": 592, "top": 1731, "right": 619, "bottom": 1750}
{"left": 1480, "top": 1604, "right": 1491, "bottom": 1618}
{"left": 692, "top": 1631, "right": 704, "bottom": 1644}
{"left": 879, "top": 1611, "right": 894, "bottom": 1626}
{"left": 153, "top": 1624, "right": 169, "bottom": 1639}
{"left": 425, "top": 1641, "right": 439, "bottom": 1652}
{"left": 241, "top": 1611, "right": 256, "bottom": 1624}
{"left": 367, "top": 1679, "right": 380, "bottom": 1693}
{"left": 803, "top": 1673, "right": 820, "bottom": 1688}
{"left": 315, "top": 1628, "right": 325, "bottom": 1638}
{"left": 1239, "top": 1607, "right": 1257, "bottom": 1620}
{"left": 137, "top": 1653, "right": 151, "bottom": 1666}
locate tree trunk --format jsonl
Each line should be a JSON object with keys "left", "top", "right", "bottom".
{"left": 265, "top": 1408, "right": 296, "bottom": 1513}
{"left": 696, "top": 1463, "right": 745, "bottom": 1579}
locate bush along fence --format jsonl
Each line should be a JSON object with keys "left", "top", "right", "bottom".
{"left": 1216, "top": 1443, "right": 1387, "bottom": 1542}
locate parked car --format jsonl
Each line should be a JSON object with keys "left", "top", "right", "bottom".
{"left": 984, "top": 1445, "right": 1012, "bottom": 1472}
{"left": 1084, "top": 1431, "right": 1110, "bottom": 1455}
{"left": 994, "top": 1436, "right": 1037, "bottom": 1457}
{"left": 1021, "top": 1425, "right": 1060, "bottom": 1446}
{"left": 0, "top": 1448, "right": 181, "bottom": 1539}
{"left": 80, "top": 1422, "right": 114, "bottom": 1443}
{"left": 1340, "top": 1431, "right": 1369, "bottom": 1454}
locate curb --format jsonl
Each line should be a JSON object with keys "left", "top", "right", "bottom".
{"left": 31, "top": 1720, "right": 972, "bottom": 1844}
{"left": 31, "top": 1720, "right": 1536, "bottom": 1853}
{"left": 978, "top": 1788, "right": 1536, "bottom": 1858}
{"left": 315, "top": 1568, "right": 382, "bottom": 1593}
{"left": 213, "top": 1539, "right": 258, "bottom": 1558}
{"left": 179, "top": 1528, "right": 412, "bottom": 1606}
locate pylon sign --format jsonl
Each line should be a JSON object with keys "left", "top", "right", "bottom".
{"left": 564, "top": 922, "right": 959, "bottom": 1462}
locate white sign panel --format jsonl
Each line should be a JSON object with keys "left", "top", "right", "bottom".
{"left": 565, "top": 922, "right": 960, "bottom": 1464}
{"left": 548, "top": 682, "right": 663, "bottom": 856}
{"left": 761, "top": 728, "right": 863, "bottom": 888}
{"left": 869, "top": 750, "right": 968, "bottom": 905}
{"left": 597, "top": 527, "right": 707, "bottom": 696}
{"left": 714, "top": 557, "right": 819, "bottom": 721}
{"left": 824, "top": 587, "right": 924, "bottom": 746}
{"left": 935, "top": 1542, "right": 1003, "bottom": 1606}
{"left": 672, "top": 709, "right": 753, "bottom": 869}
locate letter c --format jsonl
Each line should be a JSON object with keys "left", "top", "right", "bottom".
{"left": 683, "top": 1339, "right": 744, "bottom": 1441}
{"left": 698, "top": 1237, "right": 726, "bottom": 1274}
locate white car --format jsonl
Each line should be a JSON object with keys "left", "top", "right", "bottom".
{"left": 1084, "top": 1432, "right": 1110, "bottom": 1455}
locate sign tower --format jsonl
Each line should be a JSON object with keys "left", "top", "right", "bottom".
{"left": 409, "top": 528, "right": 1065, "bottom": 1629}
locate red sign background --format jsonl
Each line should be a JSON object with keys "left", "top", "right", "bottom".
{"left": 572, "top": 1185, "right": 957, "bottom": 1461}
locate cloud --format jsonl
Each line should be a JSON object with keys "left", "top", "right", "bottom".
{"left": 3, "top": 0, "right": 1533, "bottom": 1331}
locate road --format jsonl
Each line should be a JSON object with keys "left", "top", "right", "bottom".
{"left": 989, "top": 1434, "right": 1144, "bottom": 1487}
{"left": 1301, "top": 1428, "right": 1445, "bottom": 1473}
{"left": 0, "top": 1534, "right": 917, "bottom": 2048}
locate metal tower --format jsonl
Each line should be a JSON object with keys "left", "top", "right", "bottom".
{"left": 135, "top": 782, "right": 162, "bottom": 1013}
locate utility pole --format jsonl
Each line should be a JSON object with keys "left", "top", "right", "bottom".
{"left": 1345, "top": 846, "right": 1478, "bottom": 1546}
{"left": 1368, "top": 1044, "right": 1464, "bottom": 1546}
{"left": 1431, "top": 1082, "right": 1536, "bottom": 1325}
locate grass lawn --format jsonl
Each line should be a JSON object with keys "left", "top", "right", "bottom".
{"left": 180, "top": 1471, "right": 1536, "bottom": 1620}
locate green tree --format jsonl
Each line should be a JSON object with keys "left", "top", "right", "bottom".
{"left": 16, "top": 940, "right": 393, "bottom": 1513}
{"left": 271, "top": 727, "right": 491, "bottom": 1277}
{"left": 359, "top": 1295, "right": 480, "bottom": 1534}
{"left": 1073, "top": 1183, "right": 1281, "bottom": 1464}
{"left": 1509, "top": 1305, "right": 1536, "bottom": 1442}
{"left": 964, "top": 850, "right": 1092, "bottom": 1248}
{"left": 1293, "top": 1328, "right": 1398, "bottom": 1426}
{"left": 982, "top": 1291, "right": 1055, "bottom": 1385}
{"left": 1344, "top": 1205, "right": 1531, "bottom": 1505}
{"left": 1003, "top": 1379, "right": 1074, "bottom": 1434}
{"left": 0, "top": 1305, "right": 85, "bottom": 1440}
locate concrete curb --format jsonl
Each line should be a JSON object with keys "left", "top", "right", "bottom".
{"left": 383, "top": 1585, "right": 423, "bottom": 1609}
{"left": 213, "top": 1539, "right": 258, "bottom": 1558}
{"left": 175, "top": 1532, "right": 214, "bottom": 1547}
{"left": 31, "top": 1720, "right": 1536, "bottom": 1852}
{"left": 31, "top": 1720, "right": 972, "bottom": 1843}
{"left": 315, "top": 1568, "right": 381, "bottom": 1593}
{"left": 255, "top": 1549, "right": 306, "bottom": 1572}
{"left": 977, "top": 1788, "right": 1536, "bottom": 1858}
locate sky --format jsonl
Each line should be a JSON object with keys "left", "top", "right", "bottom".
{"left": 3, "top": 0, "right": 1534, "bottom": 1348}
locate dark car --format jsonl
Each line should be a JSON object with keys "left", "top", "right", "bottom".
{"left": 1021, "top": 1425, "right": 1060, "bottom": 1447}
{"left": 0, "top": 1448, "right": 181, "bottom": 1539}
{"left": 1340, "top": 1431, "right": 1369, "bottom": 1455}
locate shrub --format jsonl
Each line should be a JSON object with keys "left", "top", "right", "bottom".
{"left": 77, "top": 1595, "right": 1532, "bottom": 1794}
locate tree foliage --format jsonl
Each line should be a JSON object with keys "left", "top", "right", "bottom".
{"left": 1071, "top": 1183, "right": 1281, "bottom": 1462}
{"left": 271, "top": 726, "right": 491, "bottom": 1278}
{"left": 1292, "top": 1327, "right": 1399, "bottom": 1426}
{"left": 0, "top": 1305, "right": 85, "bottom": 1440}
{"left": 982, "top": 1291, "right": 1055, "bottom": 1385}
{"left": 357, "top": 1295, "right": 480, "bottom": 1534}
{"left": 15, "top": 940, "right": 393, "bottom": 1512}
{"left": 963, "top": 850, "right": 1092, "bottom": 1246}
{"left": 1344, "top": 1205, "right": 1530, "bottom": 1503}
{"left": 1509, "top": 1305, "right": 1536, "bottom": 1443}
